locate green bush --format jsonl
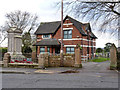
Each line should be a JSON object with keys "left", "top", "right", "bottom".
{"left": 117, "top": 52, "right": 120, "bottom": 70}
{"left": 22, "top": 46, "right": 32, "bottom": 53}
{"left": 0, "top": 47, "right": 7, "bottom": 60}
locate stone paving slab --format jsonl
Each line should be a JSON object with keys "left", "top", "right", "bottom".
{"left": 34, "top": 70, "right": 60, "bottom": 74}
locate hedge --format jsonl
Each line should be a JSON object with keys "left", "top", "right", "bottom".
{"left": 117, "top": 52, "right": 120, "bottom": 70}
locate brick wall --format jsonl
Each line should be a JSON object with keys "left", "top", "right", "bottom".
{"left": 63, "top": 54, "right": 75, "bottom": 67}
{"left": 48, "top": 55, "right": 61, "bottom": 67}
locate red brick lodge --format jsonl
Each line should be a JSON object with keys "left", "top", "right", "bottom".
{"left": 34, "top": 15, "right": 97, "bottom": 60}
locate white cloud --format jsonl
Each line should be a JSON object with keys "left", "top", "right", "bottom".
{"left": 0, "top": 0, "right": 118, "bottom": 48}
{"left": 0, "top": 0, "right": 61, "bottom": 25}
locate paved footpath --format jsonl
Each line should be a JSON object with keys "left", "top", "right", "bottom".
{"left": 1, "top": 61, "right": 119, "bottom": 88}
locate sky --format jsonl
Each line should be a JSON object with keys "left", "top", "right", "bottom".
{"left": 0, "top": 0, "right": 118, "bottom": 48}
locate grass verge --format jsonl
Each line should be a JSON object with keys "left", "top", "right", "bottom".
{"left": 90, "top": 57, "right": 110, "bottom": 62}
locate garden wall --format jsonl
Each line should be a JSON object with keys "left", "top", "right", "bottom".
{"left": 48, "top": 54, "right": 75, "bottom": 67}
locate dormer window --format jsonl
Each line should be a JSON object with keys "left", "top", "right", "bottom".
{"left": 42, "top": 34, "right": 50, "bottom": 39}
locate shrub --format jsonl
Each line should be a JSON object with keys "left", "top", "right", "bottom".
{"left": 22, "top": 46, "right": 32, "bottom": 53}
{"left": 0, "top": 47, "right": 7, "bottom": 60}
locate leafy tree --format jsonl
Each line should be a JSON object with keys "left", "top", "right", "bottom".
{"left": 104, "top": 43, "right": 112, "bottom": 52}
{"left": 0, "top": 47, "right": 7, "bottom": 60}
{"left": 0, "top": 10, "right": 39, "bottom": 44}
{"left": 96, "top": 48, "right": 103, "bottom": 53}
{"left": 56, "top": 1, "right": 120, "bottom": 35}
{"left": 22, "top": 32, "right": 31, "bottom": 47}
{"left": 22, "top": 32, "right": 33, "bottom": 53}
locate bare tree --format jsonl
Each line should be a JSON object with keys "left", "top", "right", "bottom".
{"left": 5, "top": 10, "right": 38, "bottom": 32}
{"left": 0, "top": 10, "right": 39, "bottom": 44}
{"left": 0, "top": 26, "right": 9, "bottom": 45}
{"left": 56, "top": 1, "right": 120, "bottom": 35}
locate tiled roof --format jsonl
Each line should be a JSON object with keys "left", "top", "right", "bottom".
{"left": 34, "top": 21, "right": 61, "bottom": 35}
{"left": 33, "top": 39, "right": 60, "bottom": 46}
{"left": 35, "top": 15, "right": 97, "bottom": 39}
{"left": 67, "top": 16, "right": 87, "bottom": 36}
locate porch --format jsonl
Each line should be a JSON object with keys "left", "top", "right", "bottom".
{"left": 33, "top": 39, "right": 61, "bottom": 55}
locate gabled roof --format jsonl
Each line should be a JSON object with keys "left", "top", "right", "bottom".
{"left": 35, "top": 21, "right": 61, "bottom": 35}
{"left": 90, "top": 32, "right": 97, "bottom": 39}
{"left": 81, "top": 23, "right": 97, "bottom": 39}
{"left": 35, "top": 15, "right": 97, "bottom": 39}
{"left": 65, "top": 16, "right": 87, "bottom": 36}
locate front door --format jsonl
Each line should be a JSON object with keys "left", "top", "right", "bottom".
{"left": 55, "top": 46, "right": 60, "bottom": 54}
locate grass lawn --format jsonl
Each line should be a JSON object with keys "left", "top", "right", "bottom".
{"left": 90, "top": 57, "right": 110, "bottom": 62}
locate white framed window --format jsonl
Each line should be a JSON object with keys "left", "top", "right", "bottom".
{"left": 47, "top": 47, "right": 50, "bottom": 53}
{"left": 40, "top": 47, "right": 45, "bottom": 54}
{"left": 64, "top": 30, "right": 72, "bottom": 39}
{"left": 66, "top": 47, "right": 74, "bottom": 54}
{"left": 42, "top": 34, "right": 50, "bottom": 39}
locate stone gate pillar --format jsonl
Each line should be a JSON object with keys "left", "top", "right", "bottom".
{"left": 74, "top": 44, "right": 82, "bottom": 68}
{"left": 32, "top": 51, "right": 36, "bottom": 63}
{"left": 110, "top": 44, "right": 117, "bottom": 70}
{"left": 38, "top": 53, "right": 49, "bottom": 68}
{"left": 3, "top": 53, "right": 10, "bottom": 67}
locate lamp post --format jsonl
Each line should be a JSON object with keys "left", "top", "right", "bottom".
{"left": 60, "top": 0, "right": 63, "bottom": 66}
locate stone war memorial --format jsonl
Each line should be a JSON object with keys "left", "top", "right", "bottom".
{"left": 3, "top": 27, "right": 25, "bottom": 67}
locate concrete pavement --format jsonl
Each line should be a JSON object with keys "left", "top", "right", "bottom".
{"left": 1, "top": 61, "right": 119, "bottom": 74}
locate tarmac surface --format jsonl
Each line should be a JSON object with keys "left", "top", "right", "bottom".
{"left": 1, "top": 61, "right": 119, "bottom": 88}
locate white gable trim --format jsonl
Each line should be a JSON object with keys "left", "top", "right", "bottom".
{"left": 58, "top": 38, "right": 96, "bottom": 42}
{"left": 63, "top": 28, "right": 73, "bottom": 30}
{"left": 63, "top": 45, "right": 96, "bottom": 48}
{"left": 63, "top": 23, "right": 73, "bottom": 25}
{"left": 64, "top": 45, "right": 76, "bottom": 47}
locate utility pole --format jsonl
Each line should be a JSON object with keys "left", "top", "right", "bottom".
{"left": 60, "top": 0, "right": 63, "bottom": 66}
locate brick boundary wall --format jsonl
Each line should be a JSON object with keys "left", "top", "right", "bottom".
{"left": 48, "top": 54, "right": 75, "bottom": 67}
{"left": 38, "top": 46, "right": 82, "bottom": 68}
{"left": 38, "top": 53, "right": 82, "bottom": 68}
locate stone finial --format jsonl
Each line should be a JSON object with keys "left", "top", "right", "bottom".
{"left": 7, "top": 27, "right": 23, "bottom": 34}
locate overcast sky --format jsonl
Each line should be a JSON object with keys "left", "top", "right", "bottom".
{"left": 0, "top": 0, "right": 118, "bottom": 48}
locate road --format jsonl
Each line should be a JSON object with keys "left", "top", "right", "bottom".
{"left": 2, "top": 61, "right": 119, "bottom": 88}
